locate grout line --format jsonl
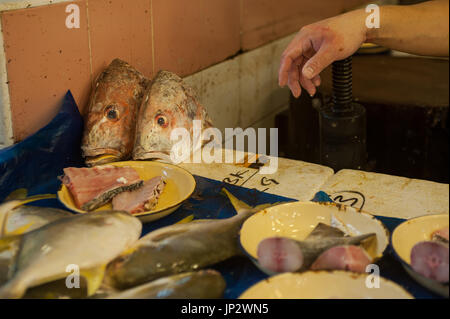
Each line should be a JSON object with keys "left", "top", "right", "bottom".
{"left": 150, "top": 0, "right": 155, "bottom": 76}
{"left": 0, "top": 0, "right": 73, "bottom": 12}
{"left": 85, "top": 0, "right": 93, "bottom": 89}
{"left": 0, "top": 13, "right": 14, "bottom": 147}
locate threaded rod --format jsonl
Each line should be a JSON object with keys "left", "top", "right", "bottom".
{"left": 332, "top": 57, "right": 353, "bottom": 112}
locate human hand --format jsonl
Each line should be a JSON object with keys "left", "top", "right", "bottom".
{"left": 278, "top": 9, "right": 368, "bottom": 98}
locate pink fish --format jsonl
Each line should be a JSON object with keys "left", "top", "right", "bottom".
{"left": 310, "top": 245, "right": 372, "bottom": 273}
{"left": 133, "top": 70, "right": 213, "bottom": 162}
{"left": 82, "top": 59, "right": 150, "bottom": 167}
{"left": 411, "top": 241, "right": 449, "bottom": 283}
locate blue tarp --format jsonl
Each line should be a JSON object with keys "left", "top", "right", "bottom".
{"left": 0, "top": 91, "right": 442, "bottom": 299}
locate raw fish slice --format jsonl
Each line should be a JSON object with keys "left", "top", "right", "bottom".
{"left": 257, "top": 223, "right": 376, "bottom": 274}
{"left": 410, "top": 241, "right": 449, "bottom": 283}
{"left": 311, "top": 245, "right": 372, "bottom": 273}
{"left": 61, "top": 166, "right": 143, "bottom": 211}
{"left": 112, "top": 176, "right": 166, "bottom": 214}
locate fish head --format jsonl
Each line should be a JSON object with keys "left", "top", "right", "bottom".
{"left": 133, "top": 70, "right": 213, "bottom": 162}
{"left": 82, "top": 59, "right": 149, "bottom": 166}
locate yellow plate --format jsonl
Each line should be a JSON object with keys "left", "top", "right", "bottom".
{"left": 240, "top": 201, "right": 389, "bottom": 275}
{"left": 57, "top": 161, "right": 196, "bottom": 223}
{"left": 392, "top": 214, "right": 449, "bottom": 297}
{"left": 239, "top": 272, "right": 413, "bottom": 299}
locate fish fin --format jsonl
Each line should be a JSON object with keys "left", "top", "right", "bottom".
{"left": 0, "top": 235, "right": 20, "bottom": 253}
{"left": 4, "top": 189, "right": 28, "bottom": 201}
{"left": 0, "top": 194, "right": 56, "bottom": 237}
{"left": 176, "top": 215, "right": 195, "bottom": 224}
{"left": 306, "top": 223, "right": 347, "bottom": 241}
{"left": 0, "top": 276, "right": 28, "bottom": 299}
{"left": 81, "top": 265, "right": 106, "bottom": 297}
{"left": 4, "top": 222, "right": 35, "bottom": 237}
{"left": 222, "top": 188, "right": 252, "bottom": 213}
{"left": 221, "top": 188, "right": 282, "bottom": 215}
{"left": 177, "top": 216, "right": 212, "bottom": 225}
{"left": 360, "top": 234, "right": 379, "bottom": 259}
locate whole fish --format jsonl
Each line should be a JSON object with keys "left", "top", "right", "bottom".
{"left": 82, "top": 59, "right": 150, "bottom": 167}
{"left": 132, "top": 70, "right": 214, "bottom": 163}
{"left": 4, "top": 206, "right": 72, "bottom": 236}
{"left": 0, "top": 192, "right": 62, "bottom": 286}
{"left": 257, "top": 223, "right": 376, "bottom": 274}
{"left": 0, "top": 210, "right": 142, "bottom": 299}
{"left": 107, "top": 270, "right": 226, "bottom": 299}
{"left": 0, "top": 191, "right": 56, "bottom": 238}
{"left": 105, "top": 189, "right": 275, "bottom": 289}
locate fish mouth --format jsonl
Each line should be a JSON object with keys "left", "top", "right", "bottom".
{"left": 83, "top": 149, "right": 122, "bottom": 166}
{"left": 133, "top": 151, "right": 172, "bottom": 163}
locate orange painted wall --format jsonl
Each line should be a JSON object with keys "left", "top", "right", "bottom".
{"left": 0, "top": 0, "right": 370, "bottom": 142}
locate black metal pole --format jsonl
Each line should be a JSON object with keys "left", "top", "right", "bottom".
{"left": 319, "top": 56, "right": 367, "bottom": 171}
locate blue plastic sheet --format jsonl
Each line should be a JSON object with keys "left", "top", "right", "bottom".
{"left": 0, "top": 91, "right": 84, "bottom": 203}
{"left": 0, "top": 92, "right": 442, "bottom": 299}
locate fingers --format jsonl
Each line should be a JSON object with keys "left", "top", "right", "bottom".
{"left": 287, "top": 63, "right": 302, "bottom": 98}
{"left": 300, "top": 73, "right": 317, "bottom": 97}
{"left": 285, "top": 59, "right": 322, "bottom": 98}
{"left": 302, "top": 44, "right": 335, "bottom": 80}
{"left": 312, "top": 75, "right": 321, "bottom": 87}
{"left": 288, "top": 59, "right": 321, "bottom": 98}
{"left": 279, "top": 37, "right": 305, "bottom": 87}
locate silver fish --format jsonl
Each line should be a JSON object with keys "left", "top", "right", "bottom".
{"left": 105, "top": 189, "right": 275, "bottom": 289}
{"left": 4, "top": 206, "right": 72, "bottom": 236}
{"left": 107, "top": 270, "right": 226, "bottom": 299}
{"left": 0, "top": 211, "right": 142, "bottom": 299}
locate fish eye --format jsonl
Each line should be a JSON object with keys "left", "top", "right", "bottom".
{"left": 156, "top": 115, "right": 169, "bottom": 128}
{"left": 105, "top": 105, "right": 119, "bottom": 122}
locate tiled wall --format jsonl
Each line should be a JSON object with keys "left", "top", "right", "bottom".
{"left": 0, "top": 0, "right": 370, "bottom": 145}
{"left": 184, "top": 34, "right": 294, "bottom": 137}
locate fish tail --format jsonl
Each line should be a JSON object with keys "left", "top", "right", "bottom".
{"left": 0, "top": 277, "right": 27, "bottom": 299}
{"left": 221, "top": 188, "right": 281, "bottom": 215}
{"left": 221, "top": 189, "right": 252, "bottom": 214}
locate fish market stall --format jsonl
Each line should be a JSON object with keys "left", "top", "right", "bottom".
{"left": 0, "top": 90, "right": 448, "bottom": 299}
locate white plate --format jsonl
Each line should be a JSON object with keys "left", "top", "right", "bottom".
{"left": 240, "top": 272, "right": 413, "bottom": 299}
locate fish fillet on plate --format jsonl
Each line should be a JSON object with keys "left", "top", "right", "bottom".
{"left": 112, "top": 176, "right": 166, "bottom": 214}
{"left": 60, "top": 166, "right": 143, "bottom": 211}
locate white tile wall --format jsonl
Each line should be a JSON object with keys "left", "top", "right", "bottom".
{"left": 184, "top": 57, "right": 241, "bottom": 134}
{"left": 0, "top": 32, "right": 295, "bottom": 148}
{"left": 183, "top": 33, "right": 295, "bottom": 136}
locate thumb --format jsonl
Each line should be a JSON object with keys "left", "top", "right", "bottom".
{"left": 302, "top": 45, "right": 336, "bottom": 80}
